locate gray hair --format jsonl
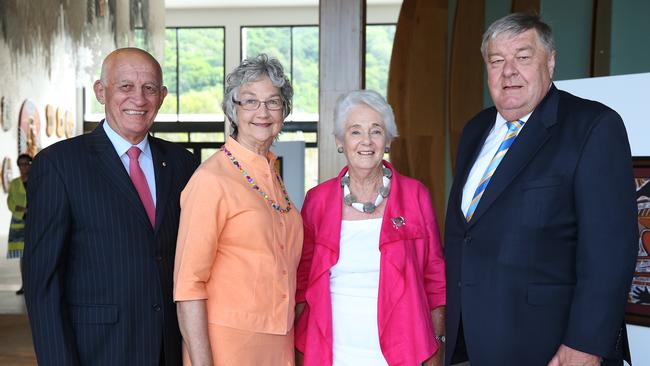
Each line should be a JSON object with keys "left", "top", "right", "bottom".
{"left": 481, "top": 13, "right": 556, "bottom": 60}
{"left": 222, "top": 54, "right": 293, "bottom": 137}
{"left": 333, "top": 90, "right": 398, "bottom": 142}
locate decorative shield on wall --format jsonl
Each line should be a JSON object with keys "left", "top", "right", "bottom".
{"left": 45, "top": 104, "right": 55, "bottom": 137}
{"left": 1, "top": 157, "right": 11, "bottom": 193}
{"left": 18, "top": 99, "right": 41, "bottom": 157}
{"left": 1, "top": 96, "right": 12, "bottom": 132}
{"left": 65, "top": 110, "right": 75, "bottom": 138}
{"left": 56, "top": 107, "right": 65, "bottom": 138}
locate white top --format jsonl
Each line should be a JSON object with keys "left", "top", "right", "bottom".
{"left": 461, "top": 112, "right": 531, "bottom": 216}
{"left": 330, "top": 218, "right": 388, "bottom": 366}
{"left": 103, "top": 121, "right": 157, "bottom": 205}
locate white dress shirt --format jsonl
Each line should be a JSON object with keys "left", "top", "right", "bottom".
{"left": 461, "top": 112, "right": 531, "bottom": 216}
{"left": 103, "top": 121, "right": 157, "bottom": 205}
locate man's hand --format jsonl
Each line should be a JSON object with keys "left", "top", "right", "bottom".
{"left": 547, "top": 344, "right": 601, "bottom": 366}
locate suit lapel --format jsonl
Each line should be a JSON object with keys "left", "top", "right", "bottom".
{"left": 467, "top": 85, "right": 560, "bottom": 227}
{"left": 86, "top": 121, "right": 153, "bottom": 230}
{"left": 150, "top": 138, "right": 171, "bottom": 233}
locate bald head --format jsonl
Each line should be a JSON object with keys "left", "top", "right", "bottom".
{"left": 93, "top": 47, "right": 168, "bottom": 144}
{"left": 100, "top": 48, "right": 163, "bottom": 85}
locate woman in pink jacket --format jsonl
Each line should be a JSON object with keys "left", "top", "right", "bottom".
{"left": 295, "top": 90, "right": 446, "bottom": 366}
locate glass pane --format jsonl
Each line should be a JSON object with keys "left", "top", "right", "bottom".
{"left": 201, "top": 148, "right": 219, "bottom": 162}
{"left": 277, "top": 131, "right": 316, "bottom": 143}
{"left": 305, "top": 147, "right": 318, "bottom": 192}
{"left": 242, "top": 27, "right": 291, "bottom": 69}
{"left": 159, "top": 28, "right": 178, "bottom": 117}
{"left": 134, "top": 28, "right": 147, "bottom": 51}
{"left": 153, "top": 132, "right": 189, "bottom": 143}
{"left": 365, "top": 25, "right": 396, "bottom": 98}
{"left": 178, "top": 28, "right": 225, "bottom": 120}
{"left": 190, "top": 132, "right": 225, "bottom": 143}
{"left": 292, "top": 27, "right": 319, "bottom": 121}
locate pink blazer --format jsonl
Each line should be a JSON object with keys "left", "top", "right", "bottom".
{"left": 295, "top": 162, "right": 446, "bottom": 366}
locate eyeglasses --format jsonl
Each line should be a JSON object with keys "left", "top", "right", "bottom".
{"left": 233, "top": 97, "right": 283, "bottom": 111}
{"left": 17, "top": 161, "right": 32, "bottom": 166}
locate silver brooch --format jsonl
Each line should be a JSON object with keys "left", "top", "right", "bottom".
{"left": 391, "top": 216, "right": 406, "bottom": 229}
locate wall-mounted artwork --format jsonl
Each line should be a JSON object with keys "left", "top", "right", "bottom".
{"left": 1, "top": 96, "right": 12, "bottom": 132}
{"left": 1, "top": 157, "right": 12, "bottom": 194}
{"left": 627, "top": 158, "right": 650, "bottom": 327}
{"left": 56, "top": 107, "right": 65, "bottom": 138}
{"left": 18, "top": 100, "right": 41, "bottom": 157}
{"left": 65, "top": 110, "right": 75, "bottom": 138}
{"left": 45, "top": 104, "right": 55, "bottom": 137}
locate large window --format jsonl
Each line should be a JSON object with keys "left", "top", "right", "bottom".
{"left": 242, "top": 26, "right": 319, "bottom": 122}
{"left": 160, "top": 27, "right": 225, "bottom": 121}
{"left": 84, "top": 27, "right": 225, "bottom": 161}
{"left": 241, "top": 24, "right": 395, "bottom": 190}
{"left": 366, "top": 24, "right": 396, "bottom": 98}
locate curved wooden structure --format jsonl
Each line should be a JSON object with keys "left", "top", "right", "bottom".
{"left": 511, "top": 0, "right": 541, "bottom": 13}
{"left": 448, "top": 0, "right": 485, "bottom": 171}
{"left": 387, "top": 0, "right": 448, "bottom": 231}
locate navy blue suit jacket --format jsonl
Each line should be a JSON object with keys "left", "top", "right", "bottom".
{"left": 24, "top": 123, "right": 198, "bottom": 365}
{"left": 444, "top": 85, "right": 638, "bottom": 366}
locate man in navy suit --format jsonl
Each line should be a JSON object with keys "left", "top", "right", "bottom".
{"left": 444, "top": 13, "right": 638, "bottom": 366}
{"left": 24, "top": 48, "right": 198, "bottom": 365}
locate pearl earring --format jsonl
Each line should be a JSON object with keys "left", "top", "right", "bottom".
{"left": 337, "top": 146, "right": 344, "bottom": 153}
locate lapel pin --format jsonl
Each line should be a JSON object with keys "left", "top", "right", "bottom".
{"left": 162, "top": 161, "right": 167, "bottom": 167}
{"left": 391, "top": 216, "right": 406, "bottom": 229}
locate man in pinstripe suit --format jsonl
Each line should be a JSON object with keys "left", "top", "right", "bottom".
{"left": 23, "top": 48, "right": 198, "bottom": 365}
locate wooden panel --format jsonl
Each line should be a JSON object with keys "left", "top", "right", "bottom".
{"left": 387, "top": 0, "right": 448, "bottom": 231}
{"left": 448, "top": 0, "right": 485, "bottom": 171}
{"left": 511, "top": 0, "right": 540, "bottom": 13}
{"left": 591, "top": 0, "right": 612, "bottom": 76}
{"left": 318, "top": 0, "right": 365, "bottom": 182}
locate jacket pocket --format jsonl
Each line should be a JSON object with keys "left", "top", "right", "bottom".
{"left": 521, "top": 176, "right": 563, "bottom": 190}
{"left": 521, "top": 176, "right": 565, "bottom": 227}
{"left": 69, "top": 304, "right": 119, "bottom": 324}
{"left": 527, "top": 284, "right": 574, "bottom": 306}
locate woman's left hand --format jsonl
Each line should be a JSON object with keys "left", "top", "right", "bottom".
{"left": 423, "top": 349, "right": 443, "bottom": 366}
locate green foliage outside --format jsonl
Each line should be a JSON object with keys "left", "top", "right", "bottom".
{"left": 366, "top": 25, "right": 396, "bottom": 98}
{"left": 160, "top": 28, "right": 224, "bottom": 115}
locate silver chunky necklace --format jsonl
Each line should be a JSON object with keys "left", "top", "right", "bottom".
{"left": 341, "top": 165, "right": 392, "bottom": 213}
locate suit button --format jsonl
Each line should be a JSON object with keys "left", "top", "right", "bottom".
{"left": 155, "top": 255, "right": 163, "bottom": 261}
{"left": 153, "top": 304, "right": 161, "bottom": 311}
{"left": 458, "top": 281, "right": 462, "bottom": 288}
{"left": 464, "top": 236, "right": 472, "bottom": 245}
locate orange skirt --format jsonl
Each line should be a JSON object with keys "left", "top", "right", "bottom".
{"left": 183, "top": 324, "right": 295, "bottom": 366}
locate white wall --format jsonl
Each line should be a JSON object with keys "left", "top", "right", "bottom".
{"left": 0, "top": 35, "right": 82, "bottom": 259}
{"left": 556, "top": 73, "right": 650, "bottom": 366}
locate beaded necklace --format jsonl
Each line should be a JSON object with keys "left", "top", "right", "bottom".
{"left": 222, "top": 146, "right": 292, "bottom": 213}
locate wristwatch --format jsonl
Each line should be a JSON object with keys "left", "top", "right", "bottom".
{"left": 435, "top": 335, "right": 446, "bottom": 343}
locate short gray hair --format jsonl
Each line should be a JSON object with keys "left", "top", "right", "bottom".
{"left": 222, "top": 54, "right": 293, "bottom": 137}
{"left": 333, "top": 90, "right": 398, "bottom": 142}
{"left": 481, "top": 13, "right": 556, "bottom": 60}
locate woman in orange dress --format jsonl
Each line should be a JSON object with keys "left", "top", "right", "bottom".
{"left": 174, "top": 54, "right": 303, "bottom": 366}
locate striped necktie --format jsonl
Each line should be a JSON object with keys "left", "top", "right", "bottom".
{"left": 465, "top": 119, "right": 525, "bottom": 222}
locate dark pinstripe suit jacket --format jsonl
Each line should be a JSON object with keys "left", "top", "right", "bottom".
{"left": 24, "top": 122, "right": 199, "bottom": 366}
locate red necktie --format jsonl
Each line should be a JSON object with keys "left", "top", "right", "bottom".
{"left": 127, "top": 146, "right": 155, "bottom": 227}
